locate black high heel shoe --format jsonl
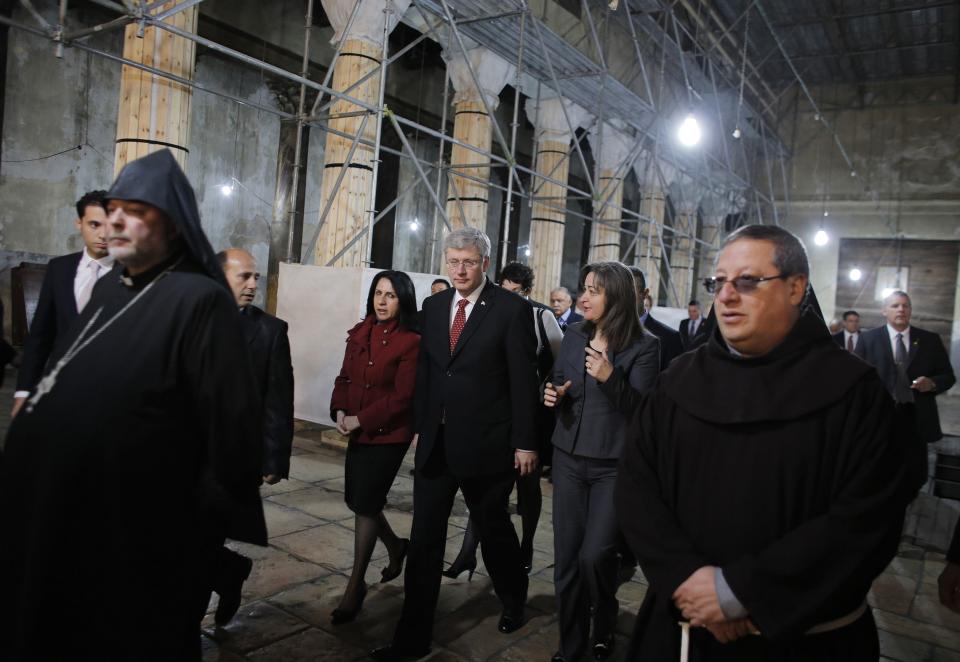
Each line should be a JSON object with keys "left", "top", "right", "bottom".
{"left": 592, "top": 634, "right": 615, "bottom": 660}
{"left": 331, "top": 584, "right": 367, "bottom": 625}
{"left": 380, "top": 538, "right": 409, "bottom": 583}
{"left": 441, "top": 555, "right": 477, "bottom": 581}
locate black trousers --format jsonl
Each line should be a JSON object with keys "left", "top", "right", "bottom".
{"left": 392, "top": 429, "right": 525, "bottom": 651}
{"left": 552, "top": 447, "right": 620, "bottom": 661}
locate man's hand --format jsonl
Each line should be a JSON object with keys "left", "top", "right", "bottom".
{"left": 262, "top": 474, "right": 281, "bottom": 485}
{"left": 673, "top": 566, "right": 725, "bottom": 626}
{"left": 911, "top": 376, "right": 936, "bottom": 393}
{"left": 11, "top": 396, "right": 25, "bottom": 418}
{"left": 585, "top": 347, "right": 614, "bottom": 383}
{"left": 706, "top": 619, "right": 755, "bottom": 644}
{"left": 544, "top": 380, "right": 572, "bottom": 408}
{"left": 335, "top": 410, "right": 347, "bottom": 434}
{"left": 939, "top": 561, "right": 960, "bottom": 613}
{"left": 515, "top": 450, "right": 538, "bottom": 476}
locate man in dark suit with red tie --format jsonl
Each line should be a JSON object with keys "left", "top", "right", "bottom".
{"left": 373, "top": 228, "right": 540, "bottom": 661}
{"left": 860, "top": 291, "right": 955, "bottom": 492}
{"left": 832, "top": 309, "right": 863, "bottom": 354}
{"left": 12, "top": 190, "right": 112, "bottom": 417}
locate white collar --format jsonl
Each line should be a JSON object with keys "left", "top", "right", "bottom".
{"left": 886, "top": 324, "right": 910, "bottom": 341}
{"left": 454, "top": 277, "right": 485, "bottom": 307}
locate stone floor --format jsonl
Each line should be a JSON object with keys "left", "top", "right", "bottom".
{"left": 1, "top": 367, "right": 959, "bottom": 660}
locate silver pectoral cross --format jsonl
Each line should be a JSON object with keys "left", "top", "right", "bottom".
{"left": 25, "top": 359, "right": 65, "bottom": 414}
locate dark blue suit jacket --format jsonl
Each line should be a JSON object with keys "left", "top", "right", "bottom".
{"left": 16, "top": 252, "right": 82, "bottom": 392}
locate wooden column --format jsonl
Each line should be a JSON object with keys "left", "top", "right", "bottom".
{"left": 641, "top": 186, "right": 666, "bottom": 303}
{"left": 587, "top": 123, "right": 633, "bottom": 263}
{"left": 444, "top": 47, "right": 514, "bottom": 231}
{"left": 315, "top": 38, "right": 381, "bottom": 267}
{"left": 524, "top": 97, "right": 589, "bottom": 303}
{"left": 314, "top": 0, "right": 411, "bottom": 267}
{"left": 670, "top": 201, "right": 698, "bottom": 306}
{"left": 114, "top": 1, "right": 198, "bottom": 174}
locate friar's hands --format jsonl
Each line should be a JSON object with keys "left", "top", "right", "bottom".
{"left": 673, "top": 566, "right": 725, "bottom": 627}
{"left": 585, "top": 347, "right": 614, "bottom": 383}
{"left": 911, "top": 376, "right": 936, "bottom": 393}
{"left": 706, "top": 618, "right": 758, "bottom": 644}
{"left": 515, "top": 450, "right": 538, "bottom": 476}
{"left": 939, "top": 561, "right": 960, "bottom": 613}
{"left": 544, "top": 380, "right": 572, "bottom": 407}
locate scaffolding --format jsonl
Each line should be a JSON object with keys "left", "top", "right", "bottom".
{"left": 2, "top": 0, "right": 818, "bottom": 306}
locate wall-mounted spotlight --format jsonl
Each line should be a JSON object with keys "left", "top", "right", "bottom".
{"left": 849, "top": 268, "right": 862, "bottom": 282}
{"left": 814, "top": 229, "right": 829, "bottom": 247}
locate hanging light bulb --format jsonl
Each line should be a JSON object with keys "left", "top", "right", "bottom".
{"left": 732, "top": 126, "right": 741, "bottom": 139}
{"left": 823, "top": 210, "right": 829, "bottom": 217}
{"left": 220, "top": 183, "right": 234, "bottom": 197}
{"left": 849, "top": 267, "right": 862, "bottom": 282}
{"left": 524, "top": 247, "right": 532, "bottom": 258}
{"left": 409, "top": 218, "right": 420, "bottom": 232}
{"left": 677, "top": 114, "right": 702, "bottom": 147}
{"left": 814, "top": 229, "right": 829, "bottom": 246}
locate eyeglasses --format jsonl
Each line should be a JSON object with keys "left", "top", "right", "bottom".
{"left": 702, "top": 273, "right": 789, "bottom": 295}
{"left": 445, "top": 258, "right": 482, "bottom": 270}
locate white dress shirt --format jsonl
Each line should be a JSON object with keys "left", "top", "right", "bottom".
{"left": 449, "top": 277, "right": 485, "bottom": 328}
{"left": 886, "top": 324, "right": 911, "bottom": 360}
{"left": 74, "top": 249, "right": 115, "bottom": 306}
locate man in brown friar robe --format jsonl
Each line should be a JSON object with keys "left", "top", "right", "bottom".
{"left": 0, "top": 150, "right": 266, "bottom": 661}
{"left": 616, "top": 224, "right": 909, "bottom": 661}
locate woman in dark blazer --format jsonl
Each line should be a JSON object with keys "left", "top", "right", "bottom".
{"left": 544, "top": 261, "right": 659, "bottom": 662}
{"left": 329, "top": 270, "right": 420, "bottom": 624}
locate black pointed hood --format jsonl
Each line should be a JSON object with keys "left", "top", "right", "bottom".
{"left": 106, "top": 149, "right": 227, "bottom": 290}
{"left": 661, "top": 285, "right": 873, "bottom": 424}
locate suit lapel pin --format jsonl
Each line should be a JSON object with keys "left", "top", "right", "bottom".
{"left": 481, "top": 301, "right": 486, "bottom": 306}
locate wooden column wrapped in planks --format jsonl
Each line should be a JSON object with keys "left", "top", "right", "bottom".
{"left": 444, "top": 47, "right": 514, "bottom": 231}
{"left": 524, "top": 97, "right": 590, "bottom": 303}
{"left": 587, "top": 122, "right": 634, "bottom": 263}
{"left": 314, "top": 0, "right": 412, "bottom": 267}
{"left": 641, "top": 186, "right": 666, "bottom": 302}
{"left": 114, "top": 1, "right": 198, "bottom": 174}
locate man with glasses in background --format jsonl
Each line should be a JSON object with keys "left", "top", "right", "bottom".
{"left": 615, "top": 224, "right": 908, "bottom": 661}
{"left": 373, "top": 228, "right": 540, "bottom": 661}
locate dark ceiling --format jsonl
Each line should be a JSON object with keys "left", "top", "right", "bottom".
{"left": 714, "top": 0, "right": 959, "bottom": 85}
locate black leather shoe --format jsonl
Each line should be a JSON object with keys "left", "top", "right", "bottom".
{"left": 214, "top": 556, "right": 253, "bottom": 625}
{"left": 551, "top": 654, "right": 566, "bottom": 662}
{"left": 369, "top": 644, "right": 431, "bottom": 661}
{"left": 592, "top": 635, "right": 615, "bottom": 660}
{"left": 520, "top": 544, "right": 534, "bottom": 574}
{"left": 497, "top": 609, "right": 525, "bottom": 634}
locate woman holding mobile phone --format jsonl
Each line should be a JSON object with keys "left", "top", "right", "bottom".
{"left": 543, "top": 261, "right": 659, "bottom": 661}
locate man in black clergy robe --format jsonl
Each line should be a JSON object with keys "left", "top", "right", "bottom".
{"left": 615, "top": 224, "right": 908, "bottom": 661}
{"left": 0, "top": 149, "right": 267, "bottom": 661}
{"left": 373, "top": 227, "right": 540, "bottom": 661}
{"left": 208, "top": 247, "right": 295, "bottom": 625}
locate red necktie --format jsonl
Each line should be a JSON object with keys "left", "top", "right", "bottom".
{"left": 450, "top": 299, "right": 469, "bottom": 354}
{"left": 846, "top": 335, "right": 854, "bottom": 352}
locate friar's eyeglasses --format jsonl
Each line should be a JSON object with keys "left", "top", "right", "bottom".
{"left": 702, "top": 273, "right": 789, "bottom": 295}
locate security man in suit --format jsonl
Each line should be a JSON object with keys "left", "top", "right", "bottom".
{"left": 373, "top": 228, "right": 540, "bottom": 661}
{"left": 679, "top": 299, "right": 709, "bottom": 351}
{"left": 208, "top": 248, "right": 294, "bottom": 625}
{"left": 832, "top": 309, "right": 863, "bottom": 354}
{"left": 860, "top": 290, "right": 955, "bottom": 492}
{"left": 13, "top": 190, "right": 112, "bottom": 417}
{"left": 629, "top": 266, "right": 683, "bottom": 371}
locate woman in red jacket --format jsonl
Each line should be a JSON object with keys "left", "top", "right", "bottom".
{"left": 329, "top": 270, "right": 420, "bottom": 624}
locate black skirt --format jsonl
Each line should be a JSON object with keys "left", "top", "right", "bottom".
{"left": 344, "top": 440, "right": 411, "bottom": 516}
